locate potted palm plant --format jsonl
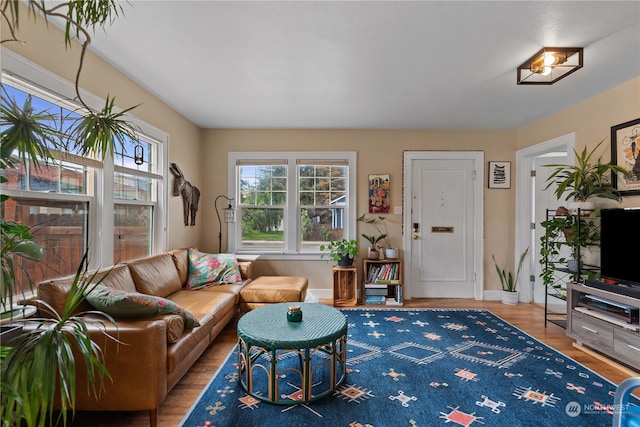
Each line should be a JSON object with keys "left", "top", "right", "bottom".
{"left": 492, "top": 247, "right": 528, "bottom": 305}
{"left": 320, "top": 239, "right": 359, "bottom": 267}
{"left": 544, "top": 140, "right": 628, "bottom": 211}
{"left": 1, "top": 2, "right": 138, "bottom": 425}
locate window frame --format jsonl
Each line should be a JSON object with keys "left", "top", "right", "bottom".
{"left": 228, "top": 151, "right": 357, "bottom": 260}
{"left": 1, "top": 49, "right": 168, "bottom": 272}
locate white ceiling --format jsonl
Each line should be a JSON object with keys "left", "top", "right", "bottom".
{"left": 88, "top": 1, "right": 640, "bottom": 130}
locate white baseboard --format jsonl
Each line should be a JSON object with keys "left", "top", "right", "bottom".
{"left": 307, "top": 288, "right": 332, "bottom": 301}
{"left": 484, "top": 290, "right": 502, "bottom": 301}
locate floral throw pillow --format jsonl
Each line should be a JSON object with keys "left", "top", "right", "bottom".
{"left": 186, "top": 249, "right": 243, "bottom": 290}
{"left": 86, "top": 284, "right": 200, "bottom": 329}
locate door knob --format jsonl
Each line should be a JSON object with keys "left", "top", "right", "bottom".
{"left": 413, "top": 234, "right": 420, "bottom": 240}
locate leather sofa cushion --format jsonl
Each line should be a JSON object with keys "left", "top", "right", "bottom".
{"left": 128, "top": 254, "right": 182, "bottom": 297}
{"left": 239, "top": 276, "right": 308, "bottom": 303}
{"left": 37, "top": 264, "right": 134, "bottom": 316}
{"left": 163, "top": 314, "right": 184, "bottom": 344}
{"left": 169, "top": 248, "right": 189, "bottom": 285}
{"left": 168, "top": 289, "right": 237, "bottom": 328}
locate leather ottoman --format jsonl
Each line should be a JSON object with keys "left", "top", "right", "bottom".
{"left": 239, "top": 276, "right": 308, "bottom": 312}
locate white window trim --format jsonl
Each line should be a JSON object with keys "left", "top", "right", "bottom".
{"left": 227, "top": 151, "right": 357, "bottom": 260}
{"left": 1, "top": 49, "right": 168, "bottom": 269}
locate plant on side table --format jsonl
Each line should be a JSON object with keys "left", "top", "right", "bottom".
{"left": 320, "top": 239, "right": 359, "bottom": 267}
{"left": 362, "top": 233, "right": 386, "bottom": 260}
{"left": 358, "top": 213, "right": 398, "bottom": 259}
{"left": 492, "top": 247, "right": 528, "bottom": 305}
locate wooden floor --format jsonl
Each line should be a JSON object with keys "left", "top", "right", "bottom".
{"left": 67, "top": 300, "right": 638, "bottom": 427}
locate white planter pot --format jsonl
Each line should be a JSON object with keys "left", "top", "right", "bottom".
{"left": 385, "top": 248, "right": 399, "bottom": 259}
{"left": 568, "top": 200, "right": 595, "bottom": 214}
{"left": 501, "top": 290, "right": 519, "bottom": 305}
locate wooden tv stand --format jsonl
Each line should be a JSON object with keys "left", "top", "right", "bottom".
{"left": 566, "top": 281, "right": 640, "bottom": 371}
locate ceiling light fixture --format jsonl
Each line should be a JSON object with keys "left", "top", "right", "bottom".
{"left": 517, "top": 47, "right": 583, "bottom": 85}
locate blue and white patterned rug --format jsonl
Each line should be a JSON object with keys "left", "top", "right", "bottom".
{"left": 179, "top": 308, "right": 638, "bottom": 426}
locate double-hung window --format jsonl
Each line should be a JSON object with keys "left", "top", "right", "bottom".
{"left": 228, "top": 152, "right": 356, "bottom": 258}
{"left": 1, "top": 51, "right": 167, "bottom": 292}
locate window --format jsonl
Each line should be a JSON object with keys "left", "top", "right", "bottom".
{"left": 229, "top": 152, "right": 356, "bottom": 258}
{"left": 1, "top": 50, "right": 167, "bottom": 291}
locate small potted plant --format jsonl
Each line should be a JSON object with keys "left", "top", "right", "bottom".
{"left": 544, "top": 140, "right": 628, "bottom": 211}
{"left": 492, "top": 247, "right": 528, "bottom": 305}
{"left": 358, "top": 214, "right": 398, "bottom": 259}
{"left": 362, "top": 233, "right": 386, "bottom": 259}
{"left": 320, "top": 239, "right": 359, "bottom": 267}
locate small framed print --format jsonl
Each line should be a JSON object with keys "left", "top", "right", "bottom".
{"left": 488, "top": 161, "right": 511, "bottom": 189}
{"left": 611, "top": 118, "right": 640, "bottom": 196}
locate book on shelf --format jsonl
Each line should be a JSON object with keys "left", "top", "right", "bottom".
{"left": 365, "top": 295, "right": 386, "bottom": 305}
{"left": 386, "top": 297, "right": 403, "bottom": 306}
{"left": 376, "top": 279, "right": 401, "bottom": 284}
{"left": 365, "top": 283, "right": 388, "bottom": 288}
{"left": 366, "top": 261, "right": 401, "bottom": 283}
{"left": 365, "top": 288, "right": 388, "bottom": 296}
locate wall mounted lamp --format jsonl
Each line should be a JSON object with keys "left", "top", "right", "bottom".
{"left": 517, "top": 47, "right": 583, "bottom": 85}
{"left": 215, "top": 195, "right": 236, "bottom": 253}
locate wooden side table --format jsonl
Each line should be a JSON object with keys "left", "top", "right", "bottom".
{"left": 333, "top": 266, "right": 358, "bottom": 307}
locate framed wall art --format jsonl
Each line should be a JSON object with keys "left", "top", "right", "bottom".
{"left": 488, "top": 161, "right": 511, "bottom": 189}
{"left": 368, "top": 174, "right": 390, "bottom": 213}
{"left": 611, "top": 118, "right": 640, "bottom": 196}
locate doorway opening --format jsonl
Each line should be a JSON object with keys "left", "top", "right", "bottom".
{"left": 515, "top": 133, "right": 575, "bottom": 305}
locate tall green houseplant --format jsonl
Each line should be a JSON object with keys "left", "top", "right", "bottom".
{"left": 1, "top": 1, "right": 140, "bottom": 426}
{"left": 544, "top": 140, "right": 628, "bottom": 203}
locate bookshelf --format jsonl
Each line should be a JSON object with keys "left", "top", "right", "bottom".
{"left": 362, "top": 259, "right": 403, "bottom": 306}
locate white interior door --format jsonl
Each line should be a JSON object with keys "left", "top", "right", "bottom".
{"left": 405, "top": 153, "right": 483, "bottom": 299}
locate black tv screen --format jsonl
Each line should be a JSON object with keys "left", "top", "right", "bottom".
{"left": 600, "top": 208, "right": 640, "bottom": 285}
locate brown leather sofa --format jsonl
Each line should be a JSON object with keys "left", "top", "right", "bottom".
{"left": 35, "top": 249, "right": 253, "bottom": 427}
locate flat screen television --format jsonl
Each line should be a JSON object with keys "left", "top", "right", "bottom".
{"left": 600, "top": 208, "right": 640, "bottom": 288}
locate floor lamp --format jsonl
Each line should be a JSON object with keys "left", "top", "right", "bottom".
{"left": 215, "top": 195, "right": 236, "bottom": 253}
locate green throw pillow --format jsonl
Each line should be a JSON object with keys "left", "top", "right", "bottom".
{"left": 86, "top": 284, "right": 200, "bottom": 329}
{"left": 186, "top": 249, "right": 243, "bottom": 290}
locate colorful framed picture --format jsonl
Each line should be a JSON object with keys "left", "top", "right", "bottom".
{"left": 368, "top": 174, "right": 390, "bottom": 213}
{"left": 488, "top": 161, "right": 511, "bottom": 189}
{"left": 611, "top": 118, "right": 640, "bottom": 196}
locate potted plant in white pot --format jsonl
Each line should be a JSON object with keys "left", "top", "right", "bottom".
{"left": 544, "top": 140, "right": 628, "bottom": 212}
{"left": 320, "top": 239, "right": 359, "bottom": 267}
{"left": 358, "top": 214, "right": 398, "bottom": 259}
{"left": 492, "top": 247, "right": 528, "bottom": 305}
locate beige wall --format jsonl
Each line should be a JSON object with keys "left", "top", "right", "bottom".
{"left": 518, "top": 77, "right": 640, "bottom": 210}
{"left": 4, "top": 6, "right": 639, "bottom": 297}
{"left": 1, "top": 6, "right": 203, "bottom": 250}
{"left": 202, "top": 129, "right": 517, "bottom": 293}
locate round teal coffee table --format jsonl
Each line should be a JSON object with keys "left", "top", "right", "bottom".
{"left": 237, "top": 302, "right": 348, "bottom": 404}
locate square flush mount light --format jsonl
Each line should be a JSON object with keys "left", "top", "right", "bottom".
{"left": 517, "top": 47, "right": 583, "bottom": 85}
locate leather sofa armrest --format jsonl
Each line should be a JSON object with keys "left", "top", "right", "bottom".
{"left": 24, "top": 317, "right": 169, "bottom": 412}
{"left": 238, "top": 261, "right": 253, "bottom": 280}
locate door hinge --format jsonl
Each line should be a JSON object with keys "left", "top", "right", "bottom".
{"left": 472, "top": 272, "right": 477, "bottom": 282}
{"left": 530, "top": 275, "right": 536, "bottom": 282}
{"left": 530, "top": 222, "right": 536, "bottom": 230}
{"left": 530, "top": 170, "right": 536, "bottom": 177}
{"left": 472, "top": 170, "right": 476, "bottom": 180}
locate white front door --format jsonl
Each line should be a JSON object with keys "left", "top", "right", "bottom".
{"left": 404, "top": 152, "right": 483, "bottom": 299}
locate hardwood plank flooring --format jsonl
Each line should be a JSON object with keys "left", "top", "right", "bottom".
{"left": 66, "top": 300, "right": 638, "bottom": 427}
